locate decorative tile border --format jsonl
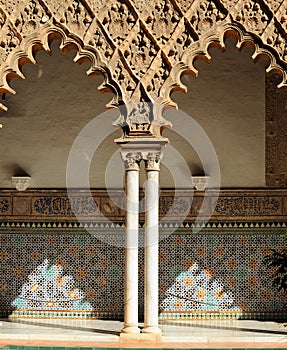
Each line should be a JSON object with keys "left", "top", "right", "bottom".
{"left": 6, "top": 310, "right": 123, "bottom": 319}
{"left": 159, "top": 311, "right": 287, "bottom": 321}
{"left": 4, "top": 310, "right": 286, "bottom": 321}
{"left": 0, "top": 220, "right": 287, "bottom": 229}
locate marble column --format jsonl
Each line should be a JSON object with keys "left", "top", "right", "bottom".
{"left": 120, "top": 151, "right": 141, "bottom": 335}
{"left": 142, "top": 150, "right": 163, "bottom": 337}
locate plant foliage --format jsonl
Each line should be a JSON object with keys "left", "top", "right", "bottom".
{"left": 263, "top": 248, "right": 287, "bottom": 293}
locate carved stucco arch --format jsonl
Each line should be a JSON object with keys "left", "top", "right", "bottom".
{"left": 1, "top": 0, "right": 287, "bottom": 141}
{"left": 0, "top": 24, "right": 122, "bottom": 112}
{"left": 159, "top": 22, "right": 287, "bottom": 108}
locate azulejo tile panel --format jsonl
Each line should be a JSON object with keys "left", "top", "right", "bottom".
{"left": 159, "top": 226, "right": 287, "bottom": 320}
{"left": 0, "top": 224, "right": 286, "bottom": 320}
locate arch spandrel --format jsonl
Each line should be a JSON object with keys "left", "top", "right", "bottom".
{"left": 0, "top": 0, "right": 287, "bottom": 139}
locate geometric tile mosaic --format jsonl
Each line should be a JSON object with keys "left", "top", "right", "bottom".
{"left": 159, "top": 227, "right": 287, "bottom": 320}
{"left": 0, "top": 225, "right": 286, "bottom": 320}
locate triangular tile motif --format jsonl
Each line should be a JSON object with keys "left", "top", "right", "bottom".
{"left": 12, "top": 259, "right": 93, "bottom": 311}
{"left": 160, "top": 262, "right": 238, "bottom": 312}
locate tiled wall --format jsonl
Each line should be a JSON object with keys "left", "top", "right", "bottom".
{"left": 0, "top": 223, "right": 286, "bottom": 320}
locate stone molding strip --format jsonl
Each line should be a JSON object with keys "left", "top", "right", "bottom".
{"left": 0, "top": 189, "right": 287, "bottom": 222}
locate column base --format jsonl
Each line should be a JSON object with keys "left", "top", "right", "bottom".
{"left": 121, "top": 325, "right": 141, "bottom": 334}
{"left": 120, "top": 331, "right": 162, "bottom": 342}
{"left": 142, "top": 326, "right": 162, "bottom": 335}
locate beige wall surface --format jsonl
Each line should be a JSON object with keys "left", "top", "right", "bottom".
{"left": 0, "top": 39, "right": 266, "bottom": 189}
{"left": 169, "top": 38, "right": 267, "bottom": 188}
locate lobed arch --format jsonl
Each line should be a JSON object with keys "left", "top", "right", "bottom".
{"left": 159, "top": 22, "right": 287, "bottom": 109}
{"left": 1, "top": 0, "right": 287, "bottom": 140}
{"left": 0, "top": 24, "right": 122, "bottom": 113}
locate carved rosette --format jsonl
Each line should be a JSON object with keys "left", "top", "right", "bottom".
{"left": 120, "top": 151, "right": 142, "bottom": 171}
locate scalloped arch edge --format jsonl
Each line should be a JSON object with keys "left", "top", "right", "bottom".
{"left": 0, "top": 24, "right": 122, "bottom": 112}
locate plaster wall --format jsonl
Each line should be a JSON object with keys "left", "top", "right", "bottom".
{"left": 0, "top": 39, "right": 266, "bottom": 188}
{"left": 168, "top": 38, "right": 266, "bottom": 188}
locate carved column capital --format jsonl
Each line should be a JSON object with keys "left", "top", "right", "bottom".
{"left": 143, "top": 151, "right": 163, "bottom": 171}
{"left": 120, "top": 151, "right": 142, "bottom": 171}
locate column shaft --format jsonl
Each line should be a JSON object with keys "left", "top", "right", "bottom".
{"left": 122, "top": 167, "right": 140, "bottom": 334}
{"left": 143, "top": 160, "right": 162, "bottom": 336}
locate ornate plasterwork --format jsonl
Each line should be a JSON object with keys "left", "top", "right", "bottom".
{"left": 120, "top": 151, "right": 142, "bottom": 171}
{"left": 119, "top": 146, "right": 164, "bottom": 171}
{"left": 144, "top": 151, "right": 163, "bottom": 171}
{"left": 0, "top": 0, "right": 287, "bottom": 140}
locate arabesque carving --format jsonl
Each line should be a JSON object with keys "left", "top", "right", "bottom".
{"left": 144, "top": 0, "right": 180, "bottom": 44}
{"left": 233, "top": 1, "right": 270, "bottom": 35}
{"left": 189, "top": 0, "right": 227, "bottom": 36}
{"left": 0, "top": 0, "right": 287, "bottom": 142}
{"left": 0, "top": 189, "right": 287, "bottom": 222}
{"left": 100, "top": 0, "right": 137, "bottom": 46}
